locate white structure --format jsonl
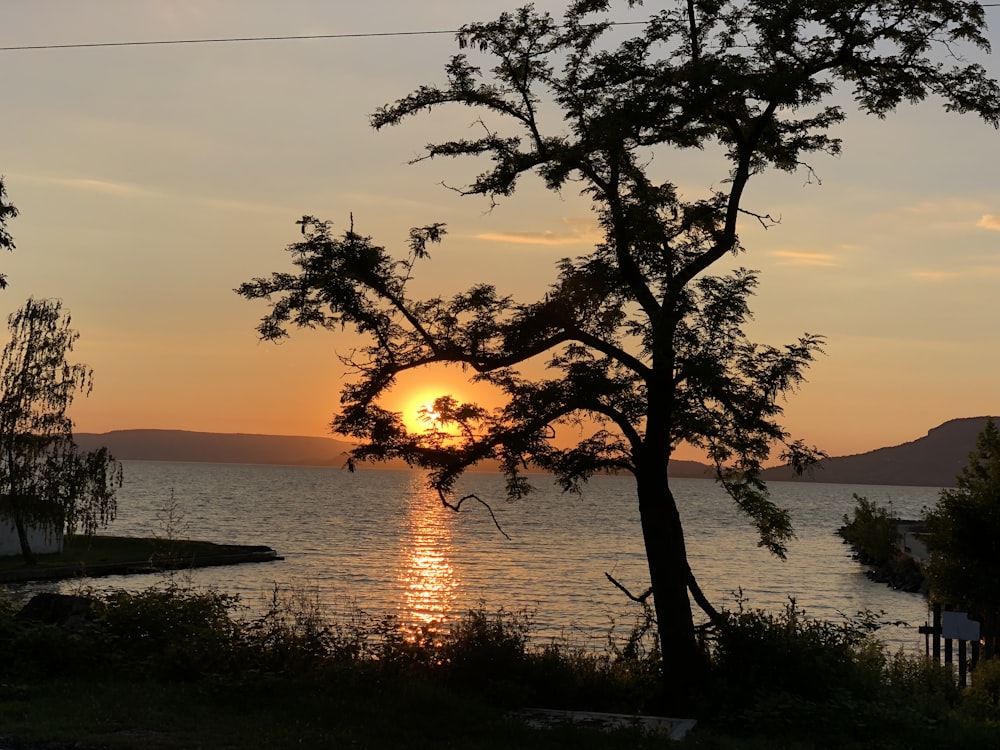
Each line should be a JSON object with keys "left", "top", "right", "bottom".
{"left": 0, "top": 513, "right": 63, "bottom": 557}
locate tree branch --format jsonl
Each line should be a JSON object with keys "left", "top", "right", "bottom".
{"left": 605, "top": 571, "right": 653, "bottom": 603}
{"left": 438, "top": 489, "right": 511, "bottom": 540}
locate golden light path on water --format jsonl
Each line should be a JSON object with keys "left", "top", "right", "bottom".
{"left": 398, "top": 475, "right": 458, "bottom": 633}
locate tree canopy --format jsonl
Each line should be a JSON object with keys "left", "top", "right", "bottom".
{"left": 0, "top": 298, "right": 121, "bottom": 564}
{"left": 0, "top": 177, "right": 17, "bottom": 290}
{"left": 240, "top": 1, "right": 1000, "bottom": 708}
{"left": 924, "top": 417, "right": 1000, "bottom": 658}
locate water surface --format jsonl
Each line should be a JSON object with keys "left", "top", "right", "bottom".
{"left": 7, "top": 461, "right": 939, "bottom": 651}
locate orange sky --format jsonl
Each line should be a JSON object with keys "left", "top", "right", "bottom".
{"left": 1, "top": 2, "right": 999, "bottom": 462}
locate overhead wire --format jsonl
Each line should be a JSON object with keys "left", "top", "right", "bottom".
{"left": 9, "top": 8, "right": 1000, "bottom": 53}
{"left": 0, "top": 23, "right": 647, "bottom": 52}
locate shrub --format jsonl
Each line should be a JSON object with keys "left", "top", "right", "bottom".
{"left": 883, "top": 649, "right": 960, "bottom": 719}
{"left": 238, "top": 585, "right": 362, "bottom": 674}
{"left": 707, "top": 598, "right": 889, "bottom": 707}
{"left": 839, "top": 494, "right": 899, "bottom": 566}
{"left": 94, "top": 584, "right": 242, "bottom": 679}
{"left": 962, "top": 657, "right": 1000, "bottom": 721}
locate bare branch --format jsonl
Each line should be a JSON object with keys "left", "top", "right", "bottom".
{"left": 737, "top": 207, "right": 782, "bottom": 230}
{"left": 605, "top": 572, "right": 653, "bottom": 603}
{"left": 438, "top": 489, "right": 511, "bottom": 540}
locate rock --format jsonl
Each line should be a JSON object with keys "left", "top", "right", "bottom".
{"left": 15, "top": 593, "right": 94, "bottom": 627}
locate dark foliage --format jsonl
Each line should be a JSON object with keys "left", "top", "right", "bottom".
{"left": 923, "top": 417, "right": 1000, "bottom": 658}
{"left": 0, "top": 176, "right": 16, "bottom": 289}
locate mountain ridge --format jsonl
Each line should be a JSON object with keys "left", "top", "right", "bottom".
{"left": 760, "top": 416, "right": 991, "bottom": 487}
{"left": 76, "top": 417, "right": 992, "bottom": 486}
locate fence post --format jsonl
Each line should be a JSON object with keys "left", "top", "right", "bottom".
{"left": 932, "top": 603, "right": 941, "bottom": 662}
{"left": 958, "top": 639, "right": 968, "bottom": 687}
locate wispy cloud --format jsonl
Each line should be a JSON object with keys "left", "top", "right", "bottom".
{"left": 890, "top": 198, "right": 1000, "bottom": 232}
{"left": 17, "top": 172, "right": 291, "bottom": 215}
{"left": 977, "top": 214, "right": 1000, "bottom": 231}
{"left": 769, "top": 249, "right": 838, "bottom": 267}
{"left": 20, "top": 174, "right": 159, "bottom": 199}
{"left": 911, "top": 265, "right": 1000, "bottom": 282}
{"left": 477, "top": 217, "right": 602, "bottom": 247}
{"left": 910, "top": 270, "right": 963, "bottom": 282}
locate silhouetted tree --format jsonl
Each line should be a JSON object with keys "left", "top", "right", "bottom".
{"left": 0, "top": 298, "right": 121, "bottom": 564}
{"left": 239, "top": 1, "right": 1000, "bottom": 709}
{"left": 924, "top": 417, "right": 1000, "bottom": 659}
{"left": 0, "top": 176, "right": 18, "bottom": 289}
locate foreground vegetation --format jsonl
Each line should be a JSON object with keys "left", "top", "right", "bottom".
{"left": 1, "top": 585, "right": 1000, "bottom": 748}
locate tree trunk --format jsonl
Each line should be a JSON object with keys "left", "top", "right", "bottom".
{"left": 636, "top": 466, "right": 707, "bottom": 714}
{"left": 14, "top": 515, "right": 36, "bottom": 566}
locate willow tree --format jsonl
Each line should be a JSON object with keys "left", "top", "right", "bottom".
{"left": 0, "top": 298, "right": 121, "bottom": 564}
{"left": 239, "top": 1, "right": 1000, "bottom": 705}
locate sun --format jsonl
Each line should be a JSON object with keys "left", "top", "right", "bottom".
{"left": 402, "top": 389, "right": 458, "bottom": 434}
{"left": 382, "top": 366, "right": 498, "bottom": 436}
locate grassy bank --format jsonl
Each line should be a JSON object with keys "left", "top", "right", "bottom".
{"left": 0, "top": 535, "right": 278, "bottom": 581}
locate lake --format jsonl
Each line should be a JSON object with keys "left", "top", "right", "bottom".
{"left": 5, "top": 460, "right": 941, "bottom": 652}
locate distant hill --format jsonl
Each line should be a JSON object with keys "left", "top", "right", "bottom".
{"left": 75, "top": 430, "right": 357, "bottom": 467}
{"left": 75, "top": 418, "right": 991, "bottom": 486}
{"left": 761, "top": 416, "right": 992, "bottom": 488}
{"left": 75, "top": 428, "right": 715, "bottom": 476}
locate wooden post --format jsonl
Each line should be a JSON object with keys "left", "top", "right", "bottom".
{"left": 958, "top": 639, "right": 968, "bottom": 687}
{"left": 933, "top": 603, "right": 942, "bottom": 662}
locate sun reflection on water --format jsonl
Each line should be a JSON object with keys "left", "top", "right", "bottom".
{"left": 398, "top": 480, "right": 459, "bottom": 634}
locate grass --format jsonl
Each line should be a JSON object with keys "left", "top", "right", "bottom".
{"left": 0, "top": 678, "right": 670, "bottom": 750}
{"left": 0, "top": 534, "right": 274, "bottom": 577}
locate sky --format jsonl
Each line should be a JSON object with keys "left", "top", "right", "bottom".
{"left": 1, "top": 1, "right": 999, "bottom": 463}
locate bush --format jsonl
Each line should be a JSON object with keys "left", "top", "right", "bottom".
{"left": 699, "top": 596, "right": 987, "bottom": 746}
{"left": 238, "top": 585, "right": 365, "bottom": 674}
{"left": 839, "top": 494, "right": 899, "bottom": 566}
{"left": 707, "top": 597, "right": 888, "bottom": 708}
{"left": 94, "top": 584, "right": 242, "bottom": 679}
{"left": 962, "top": 657, "right": 1000, "bottom": 721}
{"left": 883, "top": 649, "right": 960, "bottom": 719}
{"left": 443, "top": 606, "right": 531, "bottom": 677}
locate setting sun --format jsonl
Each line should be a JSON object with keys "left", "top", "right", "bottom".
{"left": 401, "top": 389, "right": 461, "bottom": 435}
{"left": 380, "top": 366, "right": 495, "bottom": 436}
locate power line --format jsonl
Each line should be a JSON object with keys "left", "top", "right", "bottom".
{"left": 0, "top": 29, "right": 455, "bottom": 52}
{"left": 0, "top": 23, "right": 646, "bottom": 52}
{"left": 1, "top": 9, "right": 997, "bottom": 53}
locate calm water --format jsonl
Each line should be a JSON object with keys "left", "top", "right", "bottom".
{"left": 6, "top": 461, "right": 941, "bottom": 651}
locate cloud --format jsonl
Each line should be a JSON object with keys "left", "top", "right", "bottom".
{"left": 17, "top": 172, "right": 292, "bottom": 216}
{"left": 769, "top": 249, "right": 838, "bottom": 267}
{"left": 910, "top": 270, "right": 962, "bottom": 282}
{"left": 476, "top": 217, "right": 602, "bottom": 247}
{"left": 21, "top": 174, "right": 158, "bottom": 199}
{"left": 977, "top": 214, "right": 1000, "bottom": 231}
{"left": 858, "top": 197, "right": 994, "bottom": 234}
{"left": 910, "top": 266, "right": 1000, "bottom": 282}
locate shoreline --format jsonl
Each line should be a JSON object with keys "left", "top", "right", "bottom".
{"left": 0, "top": 538, "right": 283, "bottom": 584}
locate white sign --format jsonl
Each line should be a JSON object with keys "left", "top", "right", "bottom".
{"left": 942, "top": 611, "right": 981, "bottom": 641}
